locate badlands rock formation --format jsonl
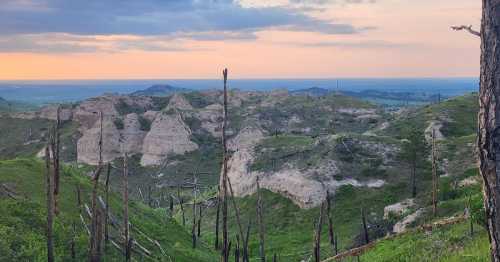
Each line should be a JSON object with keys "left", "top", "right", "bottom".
{"left": 226, "top": 127, "right": 387, "bottom": 208}
{"left": 141, "top": 112, "right": 198, "bottom": 166}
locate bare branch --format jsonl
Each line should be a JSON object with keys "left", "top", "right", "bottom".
{"left": 451, "top": 25, "right": 480, "bottom": 37}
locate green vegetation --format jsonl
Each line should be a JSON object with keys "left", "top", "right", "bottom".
{"left": 0, "top": 159, "right": 217, "bottom": 261}
{"left": 138, "top": 115, "right": 152, "bottom": 131}
{"left": 385, "top": 93, "right": 478, "bottom": 139}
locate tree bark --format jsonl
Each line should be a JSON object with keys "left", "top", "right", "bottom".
{"left": 326, "top": 191, "right": 336, "bottom": 254}
{"left": 432, "top": 129, "right": 438, "bottom": 217}
{"left": 104, "top": 163, "right": 111, "bottom": 247}
{"left": 314, "top": 202, "right": 325, "bottom": 262}
{"left": 478, "top": 1, "right": 500, "bottom": 261}
{"left": 215, "top": 188, "right": 221, "bottom": 250}
{"left": 45, "top": 145, "right": 55, "bottom": 262}
{"left": 123, "top": 154, "right": 131, "bottom": 262}
{"left": 221, "top": 68, "right": 230, "bottom": 262}
{"left": 257, "top": 177, "right": 266, "bottom": 262}
{"left": 361, "top": 208, "right": 369, "bottom": 245}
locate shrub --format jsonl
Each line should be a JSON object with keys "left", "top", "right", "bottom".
{"left": 113, "top": 118, "right": 124, "bottom": 130}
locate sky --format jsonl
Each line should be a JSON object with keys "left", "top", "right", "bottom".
{"left": 0, "top": 0, "right": 481, "bottom": 80}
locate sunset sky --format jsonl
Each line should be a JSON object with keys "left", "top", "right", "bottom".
{"left": 0, "top": 0, "right": 481, "bottom": 80}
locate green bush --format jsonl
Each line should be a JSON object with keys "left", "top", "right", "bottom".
{"left": 113, "top": 118, "right": 124, "bottom": 130}
{"left": 138, "top": 115, "right": 152, "bottom": 131}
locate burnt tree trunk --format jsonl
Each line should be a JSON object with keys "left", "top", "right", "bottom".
{"left": 361, "top": 208, "right": 369, "bottom": 245}
{"left": 104, "top": 163, "right": 111, "bottom": 247}
{"left": 479, "top": 1, "right": 500, "bottom": 261}
{"left": 45, "top": 144, "right": 55, "bottom": 262}
{"left": 411, "top": 157, "right": 417, "bottom": 198}
{"left": 314, "top": 202, "right": 325, "bottom": 262}
{"left": 215, "top": 188, "right": 221, "bottom": 250}
{"left": 257, "top": 177, "right": 266, "bottom": 262}
{"left": 53, "top": 107, "right": 61, "bottom": 215}
{"left": 89, "top": 112, "right": 104, "bottom": 262}
{"left": 123, "top": 154, "right": 131, "bottom": 262}
{"left": 431, "top": 129, "right": 439, "bottom": 217}
{"left": 221, "top": 68, "right": 230, "bottom": 262}
{"left": 326, "top": 191, "right": 335, "bottom": 255}
{"left": 178, "top": 186, "right": 186, "bottom": 226}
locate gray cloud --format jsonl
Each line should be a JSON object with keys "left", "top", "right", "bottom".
{"left": 0, "top": 0, "right": 365, "bottom": 36}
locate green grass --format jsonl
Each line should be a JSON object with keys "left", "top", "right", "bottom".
{"left": 0, "top": 158, "right": 217, "bottom": 261}
{"left": 384, "top": 93, "right": 478, "bottom": 139}
{"left": 359, "top": 221, "right": 489, "bottom": 262}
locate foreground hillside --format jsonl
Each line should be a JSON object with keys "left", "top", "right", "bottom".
{"left": 0, "top": 158, "right": 216, "bottom": 261}
{"left": 0, "top": 90, "right": 486, "bottom": 260}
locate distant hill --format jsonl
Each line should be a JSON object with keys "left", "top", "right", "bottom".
{"left": 290, "top": 87, "right": 331, "bottom": 97}
{"left": 131, "top": 84, "right": 191, "bottom": 96}
{"left": 0, "top": 97, "right": 35, "bottom": 112}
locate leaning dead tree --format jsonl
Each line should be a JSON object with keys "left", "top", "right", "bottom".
{"left": 454, "top": 2, "right": 500, "bottom": 260}
{"left": 221, "top": 68, "right": 230, "bottom": 262}
{"left": 431, "top": 129, "right": 439, "bottom": 217}
{"left": 89, "top": 112, "right": 104, "bottom": 262}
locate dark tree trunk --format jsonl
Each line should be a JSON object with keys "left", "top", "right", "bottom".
{"left": 215, "top": 190, "right": 220, "bottom": 250}
{"left": 326, "top": 191, "right": 335, "bottom": 254}
{"left": 314, "top": 202, "right": 325, "bottom": 262}
{"left": 361, "top": 208, "right": 369, "bottom": 245}
{"left": 123, "top": 154, "right": 131, "bottom": 262}
{"left": 411, "top": 158, "right": 417, "bottom": 198}
{"left": 431, "top": 129, "right": 438, "bottom": 217}
{"left": 479, "top": 1, "right": 500, "bottom": 261}
{"left": 53, "top": 107, "right": 61, "bottom": 215}
{"left": 243, "top": 221, "right": 251, "bottom": 262}
{"left": 257, "top": 177, "right": 266, "bottom": 262}
{"left": 45, "top": 145, "right": 55, "bottom": 262}
{"left": 104, "top": 163, "right": 111, "bottom": 247}
{"left": 197, "top": 205, "right": 203, "bottom": 237}
{"left": 221, "top": 68, "right": 230, "bottom": 262}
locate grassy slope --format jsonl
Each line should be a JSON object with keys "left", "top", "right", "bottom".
{"left": 384, "top": 93, "right": 478, "bottom": 138}
{"left": 0, "top": 158, "right": 217, "bottom": 261}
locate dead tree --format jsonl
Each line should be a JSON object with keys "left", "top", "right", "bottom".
{"left": 177, "top": 186, "right": 186, "bottom": 226}
{"left": 431, "top": 129, "right": 438, "bottom": 217}
{"left": 71, "top": 222, "right": 77, "bottom": 261}
{"left": 257, "top": 177, "right": 266, "bottom": 262}
{"left": 45, "top": 144, "right": 55, "bottom": 262}
{"left": 197, "top": 205, "right": 203, "bottom": 238}
{"left": 243, "top": 221, "right": 251, "bottom": 262}
{"left": 215, "top": 187, "right": 221, "bottom": 250}
{"left": 53, "top": 106, "right": 61, "bottom": 215}
{"left": 227, "top": 176, "right": 248, "bottom": 261}
{"left": 104, "top": 163, "right": 111, "bottom": 247}
{"left": 314, "top": 202, "right": 325, "bottom": 262}
{"left": 326, "top": 191, "right": 336, "bottom": 255}
{"left": 361, "top": 208, "right": 369, "bottom": 245}
{"left": 452, "top": 2, "right": 500, "bottom": 260}
{"left": 123, "top": 153, "right": 131, "bottom": 262}
{"left": 191, "top": 175, "right": 198, "bottom": 249}
{"left": 235, "top": 235, "right": 241, "bottom": 262}
{"left": 221, "top": 68, "right": 230, "bottom": 262}
{"left": 89, "top": 112, "right": 104, "bottom": 262}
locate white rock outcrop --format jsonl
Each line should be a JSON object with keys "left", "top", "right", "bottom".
{"left": 140, "top": 113, "right": 198, "bottom": 166}
{"left": 383, "top": 199, "right": 415, "bottom": 219}
{"left": 77, "top": 117, "right": 122, "bottom": 165}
